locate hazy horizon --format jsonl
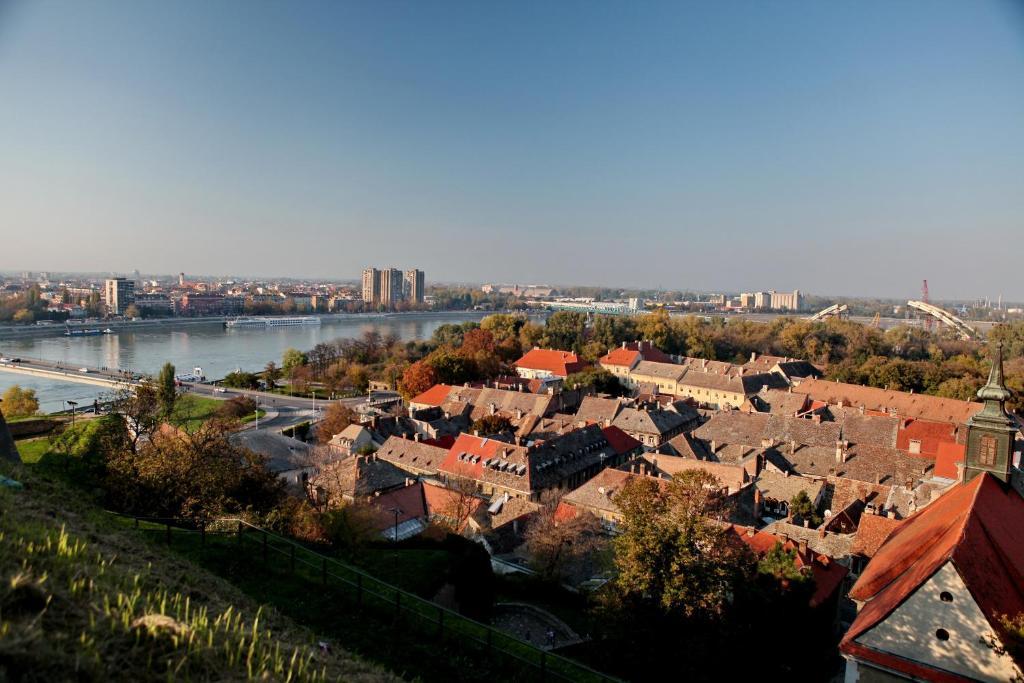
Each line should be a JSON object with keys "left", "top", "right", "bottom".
{"left": 2, "top": 1, "right": 1022, "bottom": 300}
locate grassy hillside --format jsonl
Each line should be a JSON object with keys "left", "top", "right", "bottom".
{"left": 0, "top": 462, "right": 395, "bottom": 682}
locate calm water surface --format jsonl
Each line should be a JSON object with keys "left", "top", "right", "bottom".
{"left": 0, "top": 313, "right": 503, "bottom": 412}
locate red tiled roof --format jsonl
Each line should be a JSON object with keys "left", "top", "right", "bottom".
{"left": 934, "top": 442, "right": 965, "bottom": 480}
{"left": 600, "top": 342, "right": 673, "bottom": 367}
{"left": 410, "top": 384, "right": 455, "bottom": 407}
{"left": 370, "top": 483, "right": 427, "bottom": 530}
{"left": 599, "top": 347, "right": 641, "bottom": 368}
{"left": 793, "top": 379, "right": 982, "bottom": 426}
{"left": 601, "top": 425, "right": 642, "bottom": 456}
{"left": 895, "top": 418, "right": 960, "bottom": 459}
{"left": 513, "top": 348, "right": 584, "bottom": 377}
{"left": 554, "top": 501, "right": 579, "bottom": 523}
{"left": 443, "top": 433, "right": 506, "bottom": 478}
{"left": 841, "top": 474, "right": 1024, "bottom": 674}
{"left": 421, "top": 480, "right": 484, "bottom": 531}
{"left": 850, "top": 514, "right": 902, "bottom": 558}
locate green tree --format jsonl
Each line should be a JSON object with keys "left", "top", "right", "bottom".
{"left": 470, "top": 414, "right": 514, "bottom": 436}
{"left": 263, "top": 361, "right": 282, "bottom": 388}
{"left": 221, "top": 371, "right": 261, "bottom": 390}
{"left": 591, "top": 315, "right": 639, "bottom": 350}
{"left": 480, "top": 313, "right": 526, "bottom": 345}
{"left": 637, "top": 309, "right": 673, "bottom": 350}
{"left": 757, "top": 541, "right": 808, "bottom": 582}
{"left": 156, "top": 362, "right": 177, "bottom": 417}
{"left": 543, "top": 311, "right": 587, "bottom": 351}
{"left": 788, "top": 490, "right": 821, "bottom": 526}
{"left": 564, "top": 367, "right": 627, "bottom": 396}
{"left": 1, "top": 385, "right": 39, "bottom": 418}
{"left": 282, "top": 348, "right": 307, "bottom": 374}
{"left": 426, "top": 347, "right": 473, "bottom": 385}
{"left": 611, "top": 470, "right": 749, "bottom": 617}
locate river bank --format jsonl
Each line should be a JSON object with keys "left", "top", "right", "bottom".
{"left": 0, "top": 309, "right": 525, "bottom": 341}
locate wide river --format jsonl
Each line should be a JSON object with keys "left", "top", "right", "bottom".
{"left": 0, "top": 312, "right": 510, "bottom": 413}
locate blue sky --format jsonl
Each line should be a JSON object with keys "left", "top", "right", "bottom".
{"left": 1, "top": 0, "right": 1022, "bottom": 299}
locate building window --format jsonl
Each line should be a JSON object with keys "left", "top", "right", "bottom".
{"left": 979, "top": 435, "right": 997, "bottom": 466}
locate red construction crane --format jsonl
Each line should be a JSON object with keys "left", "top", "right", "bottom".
{"left": 922, "top": 279, "right": 932, "bottom": 331}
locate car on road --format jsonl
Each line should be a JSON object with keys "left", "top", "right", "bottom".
{"left": 78, "top": 367, "right": 91, "bottom": 373}
{"left": 214, "top": 387, "right": 227, "bottom": 393}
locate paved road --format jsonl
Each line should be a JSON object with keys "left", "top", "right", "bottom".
{"left": 183, "top": 381, "right": 363, "bottom": 412}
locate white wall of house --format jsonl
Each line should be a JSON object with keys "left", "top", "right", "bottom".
{"left": 854, "top": 561, "right": 1021, "bottom": 681}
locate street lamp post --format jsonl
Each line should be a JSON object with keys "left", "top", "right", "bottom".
{"left": 388, "top": 507, "right": 402, "bottom": 542}
{"left": 66, "top": 400, "right": 78, "bottom": 427}
{"left": 312, "top": 390, "right": 317, "bottom": 416}
{"left": 254, "top": 397, "right": 259, "bottom": 429}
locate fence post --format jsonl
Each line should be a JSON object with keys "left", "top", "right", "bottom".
{"left": 165, "top": 522, "right": 171, "bottom": 546}
{"left": 289, "top": 544, "right": 295, "bottom": 573}
{"left": 262, "top": 531, "right": 268, "bottom": 562}
{"left": 134, "top": 517, "right": 139, "bottom": 529}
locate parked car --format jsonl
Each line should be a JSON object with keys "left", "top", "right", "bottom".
{"left": 78, "top": 367, "right": 91, "bottom": 373}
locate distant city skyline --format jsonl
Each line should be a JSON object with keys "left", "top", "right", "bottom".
{"left": 1, "top": 1, "right": 1022, "bottom": 298}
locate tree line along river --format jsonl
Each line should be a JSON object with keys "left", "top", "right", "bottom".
{"left": 0, "top": 312, "right": 499, "bottom": 413}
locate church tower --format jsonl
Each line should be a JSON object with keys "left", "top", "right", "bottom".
{"left": 963, "top": 343, "right": 1017, "bottom": 484}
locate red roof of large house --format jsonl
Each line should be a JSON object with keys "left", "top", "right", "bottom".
{"left": 793, "top": 379, "right": 982, "bottom": 426}
{"left": 599, "top": 341, "right": 673, "bottom": 368}
{"left": 409, "top": 383, "right": 455, "bottom": 407}
{"left": 850, "top": 513, "right": 903, "bottom": 559}
{"left": 841, "top": 474, "right": 1024, "bottom": 676}
{"left": 420, "top": 480, "right": 484, "bottom": 532}
{"left": 370, "top": 483, "right": 427, "bottom": 529}
{"left": 895, "top": 418, "right": 960, "bottom": 458}
{"left": 601, "top": 425, "right": 643, "bottom": 455}
{"left": 513, "top": 348, "right": 584, "bottom": 377}
{"left": 934, "top": 441, "right": 966, "bottom": 480}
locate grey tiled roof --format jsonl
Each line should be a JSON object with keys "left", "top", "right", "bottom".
{"left": 612, "top": 407, "right": 689, "bottom": 437}
{"left": 575, "top": 396, "right": 624, "bottom": 424}
{"left": 376, "top": 436, "right": 448, "bottom": 475}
